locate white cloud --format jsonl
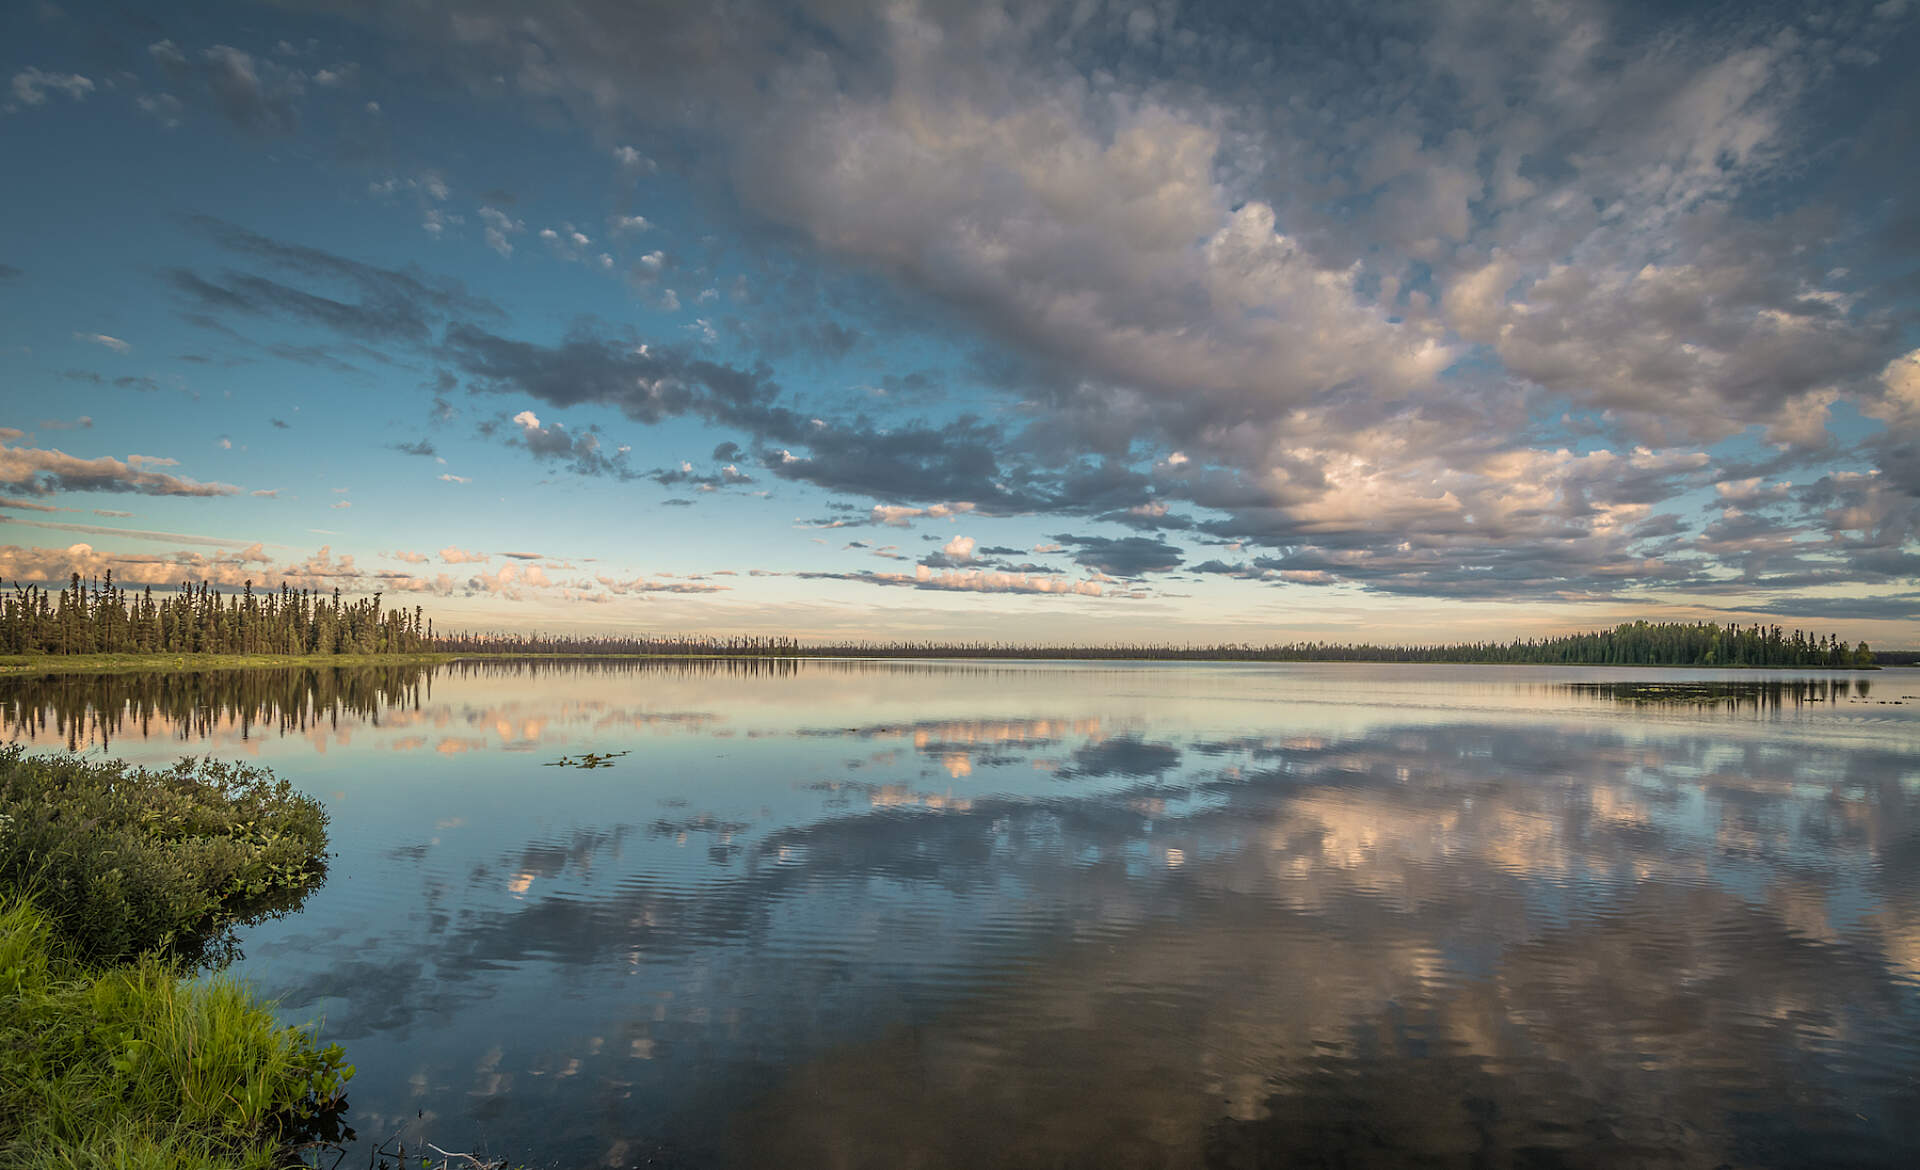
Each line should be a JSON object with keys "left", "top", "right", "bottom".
{"left": 74, "top": 332, "right": 130, "bottom": 353}
{"left": 11, "top": 68, "right": 94, "bottom": 107}
{"left": 479, "top": 206, "right": 524, "bottom": 256}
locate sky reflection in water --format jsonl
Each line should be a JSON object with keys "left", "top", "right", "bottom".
{"left": 6, "top": 660, "right": 1920, "bottom": 1168}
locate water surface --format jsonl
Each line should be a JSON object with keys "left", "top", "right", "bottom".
{"left": 7, "top": 659, "right": 1920, "bottom": 1168}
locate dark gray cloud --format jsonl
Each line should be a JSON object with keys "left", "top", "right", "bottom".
{"left": 390, "top": 438, "right": 436, "bottom": 457}
{"left": 0, "top": 264, "right": 21, "bottom": 280}
{"left": 1049, "top": 533, "right": 1184, "bottom": 578}
{"left": 148, "top": 40, "right": 301, "bottom": 135}
{"left": 1723, "top": 594, "right": 1920, "bottom": 622}
{"left": 168, "top": 218, "right": 500, "bottom": 351}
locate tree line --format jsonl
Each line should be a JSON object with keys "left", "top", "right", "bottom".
{"left": 0, "top": 574, "right": 431, "bottom": 656}
{"left": 435, "top": 620, "right": 1875, "bottom": 667}
{"left": 0, "top": 582, "right": 1876, "bottom": 667}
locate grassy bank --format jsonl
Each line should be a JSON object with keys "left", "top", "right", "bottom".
{"left": 0, "top": 746, "right": 349, "bottom": 1167}
{"left": 0, "top": 898, "right": 351, "bottom": 1169}
{"left": 0, "top": 651, "right": 452, "bottom": 677}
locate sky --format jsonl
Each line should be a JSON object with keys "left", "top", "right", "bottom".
{"left": 2, "top": 0, "right": 1917, "bottom": 646}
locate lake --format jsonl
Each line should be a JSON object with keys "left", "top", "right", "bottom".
{"left": 6, "top": 659, "right": 1920, "bottom": 1168}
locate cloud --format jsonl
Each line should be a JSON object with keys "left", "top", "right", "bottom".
{"left": 73, "top": 332, "right": 130, "bottom": 353}
{"left": 167, "top": 217, "right": 500, "bottom": 345}
{"left": 38, "top": 416, "right": 92, "bottom": 430}
{"left": 440, "top": 547, "right": 487, "bottom": 564}
{"left": 391, "top": 438, "right": 438, "bottom": 457}
{"left": 1049, "top": 533, "right": 1184, "bottom": 578}
{"left": 593, "top": 573, "right": 729, "bottom": 595}
{"left": 148, "top": 41, "right": 301, "bottom": 135}
{"left": 494, "top": 408, "right": 631, "bottom": 478}
{"left": 438, "top": 473, "right": 470, "bottom": 483}
{"left": 478, "top": 206, "right": 523, "bottom": 257}
{"left": 0, "top": 496, "right": 67, "bottom": 514}
{"left": 870, "top": 502, "right": 976, "bottom": 528}
{"left": 0, "top": 519, "right": 274, "bottom": 548}
{"left": 11, "top": 68, "right": 94, "bottom": 106}
{"left": 796, "top": 564, "right": 1104, "bottom": 597}
{"left": 92, "top": 2, "right": 1918, "bottom": 612}
{"left": 0, "top": 439, "right": 241, "bottom": 498}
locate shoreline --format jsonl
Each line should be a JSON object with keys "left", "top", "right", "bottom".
{"left": 0, "top": 650, "right": 1893, "bottom": 675}
{"left": 0, "top": 651, "right": 456, "bottom": 676}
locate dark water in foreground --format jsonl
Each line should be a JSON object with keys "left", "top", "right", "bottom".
{"left": 7, "top": 660, "right": 1920, "bottom": 1168}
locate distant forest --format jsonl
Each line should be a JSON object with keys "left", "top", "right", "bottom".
{"left": 438, "top": 619, "right": 1874, "bottom": 668}
{"left": 0, "top": 575, "right": 431, "bottom": 656}
{"left": 0, "top": 577, "right": 1881, "bottom": 668}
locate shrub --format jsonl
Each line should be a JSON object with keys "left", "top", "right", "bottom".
{"left": 0, "top": 746, "right": 328, "bottom": 965}
{"left": 0, "top": 896, "right": 352, "bottom": 1169}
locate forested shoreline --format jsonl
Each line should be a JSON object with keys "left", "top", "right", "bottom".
{"left": 435, "top": 620, "right": 1876, "bottom": 667}
{"left": 0, "top": 578, "right": 1879, "bottom": 667}
{"left": 1, "top": 575, "right": 430, "bottom": 656}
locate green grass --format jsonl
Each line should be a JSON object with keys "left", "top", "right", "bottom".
{"left": 0, "top": 750, "right": 349, "bottom": 1166}
{"left": 0, "top": 896, "right": 350, "bottom": 1169}
{"left": 0, "top": 652, "right": 452, "bottom": 677}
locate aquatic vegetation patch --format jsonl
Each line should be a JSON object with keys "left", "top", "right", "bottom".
{"left": 542, "top": 750, "right": 630, "bottom": 769}
{"left": 0, "top": 896, "right": 352, "bottom": 1169}
{"left": 0, "top": 745, "right": 329, "bottom": 966}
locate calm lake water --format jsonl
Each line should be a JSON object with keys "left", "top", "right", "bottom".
{"left": 7, "top": 659, "right": 1920, "bottom": 1168}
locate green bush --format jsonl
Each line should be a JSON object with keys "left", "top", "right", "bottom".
{"left": 0, "top": 896, "right": 352, "bottom": 1169}
{"left": 0, "top": 746, "right": 328, "bottom": 965}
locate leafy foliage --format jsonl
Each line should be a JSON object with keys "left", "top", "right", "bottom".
{"left": 0, "top": 746, "right": 328, "bottom": 965}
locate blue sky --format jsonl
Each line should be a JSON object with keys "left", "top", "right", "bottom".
{"left": 2, "top": 0, "right": 1917, "bottom": 644}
